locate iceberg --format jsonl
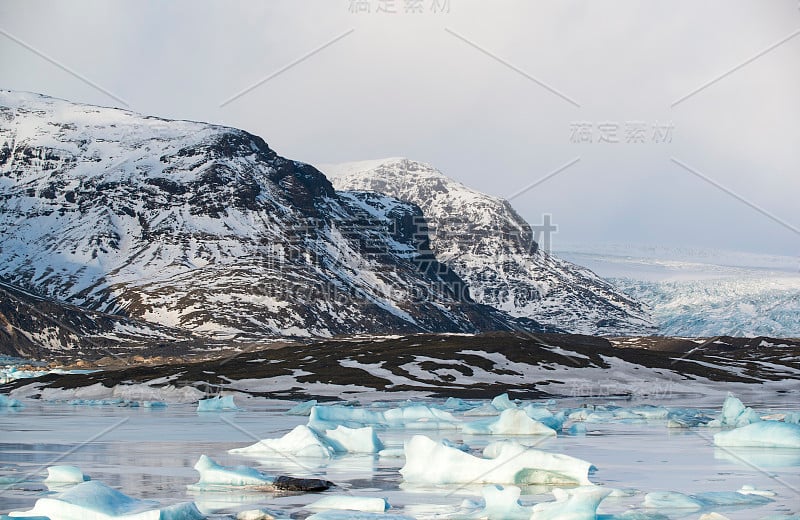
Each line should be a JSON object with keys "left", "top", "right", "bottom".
{"left": 308, "top": 405, "right": 387, "bottom": 430}
{"left": 708, "top": 393, "right": 761, "bottom": 428}
{"left": 196, "top": 395, "right": 239, "bottom": 412}
{"left": 45, "top": 465, "right": 89, "bottom": 483}
{"left": 237, "top": 508, "right": 289, "bottom": 520}
{"left": 469, "top": 485, "right": 532, "bottom": 520}
{"left": 400, "top": 435, "right": 594, "bottom": 485}
{"left": 306, "top": 513, "right": 413, "bottom": 520}
{"left": 529, "top": 486, "right": 612, "bottom": 520}
{"left": 324, "top": 425, "right": 384, "bottom": 454}
{"left": 307, "top": 496, "right": 389, "bottom": 513}
{"left": 491, "top": 393, "right": 518, "bottom": 411}
{"left": 462, "top": 409, "right": 557, "bottom": 436}
{"left": 8, "top": 480, "right": 203, "bottom": 520}
{"left": 189, "top": 455, "right": 273, "bottom": 488}
{"left": 714, "top": 421, "right": 800, "bottom": 448}
{"left": 230, "top": 425, "right": 335, "bottom": 458}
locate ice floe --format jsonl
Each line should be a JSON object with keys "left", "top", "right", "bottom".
{"left": 324, "top": 425, "right": 384, "bottom": 453}
{"left": 707, "top": 393, "right": 761, "bottom": 428}
{"left": 400, "top": 435, "right": 594, "bottom": 485}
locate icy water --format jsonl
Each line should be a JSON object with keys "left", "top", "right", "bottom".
{"left": 1, "top": 395, "right": 799, "bottom": 519}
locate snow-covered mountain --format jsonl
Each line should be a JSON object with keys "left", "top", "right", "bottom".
{"left": 0, "top": 91, "right": 551, "bottom": 343}
{"left": 323, "top": 158, "right": 654, "bottom": 335}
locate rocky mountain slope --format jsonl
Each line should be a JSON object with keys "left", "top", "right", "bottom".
{"left": 324, "top": 158, "right": 654, "bottom": 335}
{"left": 0, "top": 91, "right": 551, "bottom": 347}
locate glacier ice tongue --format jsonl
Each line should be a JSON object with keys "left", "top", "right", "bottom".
{"left": 400, "top": 435, "right": 594, "bottom": 485}
{"left": 713, "top": 421, "right": 800, "bottom": 448}
{"left": 188, "top": 455, "right": 273, "bottom": 488}
{"left": 462, "top": 408, "right": 557, "bottom": 436}
{"left": 230, "top": 425, "right": 335, "bottom": 458}
{"left": 8, "top": 480, "right": 203, "bottom": 520}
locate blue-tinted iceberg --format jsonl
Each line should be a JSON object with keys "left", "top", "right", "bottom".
{"left": 324, "top": 425, "right": 384, "bottom": 453}
{"left": 8, "top": 480, "right": 203, "bottom": 520}
{"left": 708, "top": 393, "right": 761, "bottom": 428}
{"left": 45, "top": 465, "right": 89, "bottom": 484}
{"left": 714, "top": 421, "right": 800, "bottom": 448}
{"left": 197, "top": 395, "right": 239, "bottom": 412}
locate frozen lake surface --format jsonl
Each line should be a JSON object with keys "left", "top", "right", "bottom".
{"left": 1, "top": 394, "right": 799, "bottom": 519}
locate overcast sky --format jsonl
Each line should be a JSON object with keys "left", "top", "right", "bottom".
{"left": 2, "top": 0, "right": 798, "bottom": 257}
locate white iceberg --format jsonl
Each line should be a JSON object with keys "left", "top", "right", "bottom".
{"left": 230, "top": 425, "right": 335, "bottom": 458}
{"left": 714, "top": 421, "right": 800, "bottom": 448}
{"left": 306, "top": 513, "right": 413, "bottom": 520}
{"left": 307, "top": 496, "right": 389, "bottom": 513}
{"left": 324, "top": 425, "right": 384, "bottom": 454}
{"left": 45, "top": 465, "right": 89, "bottom": 483}
{"left": 196, "top": 395, "right": 239, "bottom": 412}
{"left": 468, "top": 485, "right": 532, "bottom": 520}
{"left": 529, "top": 486, "right": 612, "bottom": 520}
{"left": 308, "top": 405, "right": 387, "bottom": 430}
{"left": 8, "top": 480, "right": 203, "bottom": 520}
{"left": 189, "top": 455, "right": 272, "bottom": 488}
{"left": 462, "top": 409, "right": 556, "bottom": 436}
{"left": 237, "top": 508, "right": 289, "bottom": 520}
{"left": 400, "top": 435, "right": 594, "bottom": 485}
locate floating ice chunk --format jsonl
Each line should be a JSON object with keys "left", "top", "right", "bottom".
{"left": 383, "top": 405, "right": 460, "bottom": 429}
{"left": 377, "top": 448, "right": 405, "bottom": 458}
{"left": 237, "top": 508, "right": 289, "bottom": 520}
{"left": 714, "top": 421, "right": 800, "bottom": 448}
{"left": 568, "top": 423, "right": 587, "bottom": 435}
{"left": 306, "top": 512, "right": 413, "bottom": 520}
{"left": 442, "top": 397, "right": 474, "bottom": 411}
{"left": 698, "top": 514, "right": 730, "bottom": 520}
{"left": 462, "top": 409, "right": 556, "bottom": 436}
{"left": 230, "top": 425, "right": 335, "bottom": 458}
{"left": 644, "top": 491, "right": 705, "bottom": 510}
{"left": 628, "top": 405, "right": 670, "bottom": 420}
{"left": 197, "top": 395, "right": 239, "bottom": 412}
{"left": 324, "top": 426, "right": 384, "bottom": 454}
{"left": 475, "top": 485, "right": 531, "bottom": 520}
{"left": 737, "top": 484, "right": 775, "bottom": 497}
{"left": 400, "top": 435, "right": 594, "bottom": 485}
{"left": 8, "top": 480, "right": 203, "bottom": 520}
{"left": 784, "top": 411, "right": 800, "bottom": 425}
{"left": 286, "top": 400, "right": 317, "bottom": 415}
{"left": 0, "top": 394, "right": 23, "bottom": 408}
{"left": 529, "top": 485, "right": 612, "bottom": 520}
{"left": 523, "top": 405, "right": 566, "bottom": 431}
{"left": 307, "top": 496, "right": 389, "bottom": 513}
{"left": 644, "top": 490, "right": 772, "bottom": 511}
{"left": 45, "top": 465, "right": 89, "bottom": 483}
{"left": 308, "top": 405, "right": 387, "bottom": 430}
{"left": 708, "top": 393, "right": 761, "bottom": 428}
{"left": 189, "top": 455, "right": 273, "bottom": 488}
{"left": 491, "top": 393, "right": 518, "bottom": 411}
